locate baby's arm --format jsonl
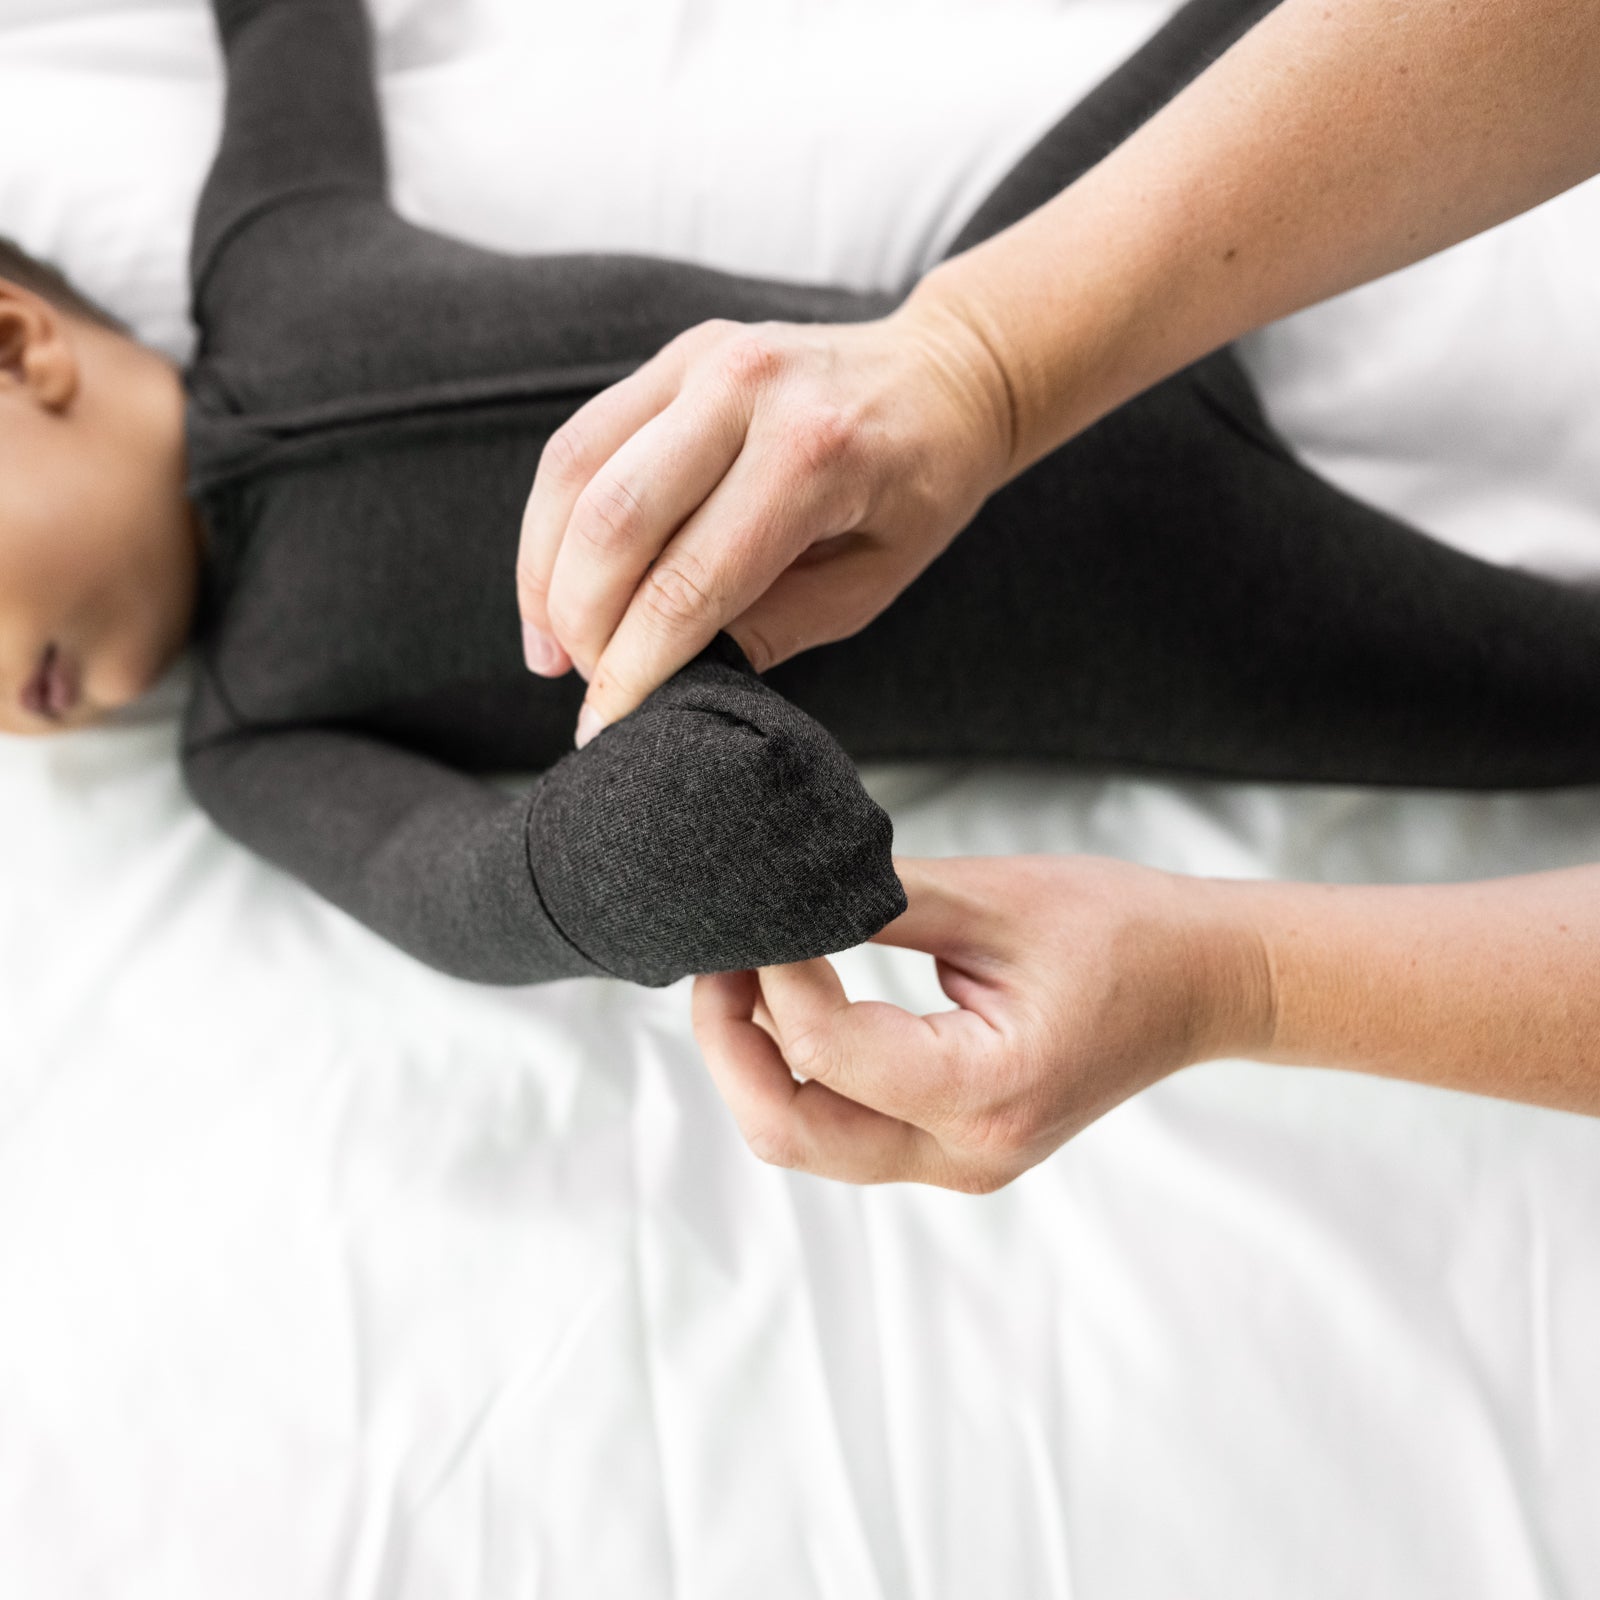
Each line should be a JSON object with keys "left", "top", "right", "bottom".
{"left": 188, "top": 0, "right": 895, "bottom": 412}
{"left": 183, "top": 724, "right": 603, "bottom": 985}
{"left": 192, "top": 0, "right": 385, "bottom": 301}
{"left": 182, "top": 0, "right": 908, "bottom": 983}
{"left": 181, "top": 636, "right": 906, "bottom": 987}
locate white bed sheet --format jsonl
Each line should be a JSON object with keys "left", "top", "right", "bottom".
{"left": 1, "top": 3, "right": 1598, "bottom": 1597}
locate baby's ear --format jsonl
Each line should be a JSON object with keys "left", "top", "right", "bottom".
{"left": 0, "top": 283, "right": 78, "bottom": 411}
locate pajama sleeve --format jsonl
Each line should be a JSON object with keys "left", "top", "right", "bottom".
{"left": 181, "top": 635, "right": 907, "bottom": 988}
{"left": 181, "top": 722, "right": 604, "bottom": 985}
{"left": 191, "top": 0, "right": 386, "bottom": 297}
{"left": 181, "top": 0, "right": 908, "bottom": 984}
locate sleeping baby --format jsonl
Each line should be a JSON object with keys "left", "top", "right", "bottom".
{"left": 7, "top": 0, "right": 1591, "bottom": 988}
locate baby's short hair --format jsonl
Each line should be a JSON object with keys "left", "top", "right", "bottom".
{"left": 0, "top": 235, "right": 125, "bottom": 333}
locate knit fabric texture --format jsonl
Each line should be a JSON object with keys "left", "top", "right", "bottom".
{"left": 530, "top": 632, "right": 905, "bottom": 985}
{"left": 183, "top": 0, "right": 1600, "bottom": 989}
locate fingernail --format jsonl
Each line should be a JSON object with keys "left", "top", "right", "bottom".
{"left": 522, "top": 621, "right": 563, "bottom": 675}
{"left": 574, "top": 704, "right": 604, "bottom": 749}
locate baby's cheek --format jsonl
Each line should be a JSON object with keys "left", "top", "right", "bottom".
{"left": 89, "top": 630, "right": 166, "bottom": 712}
{"left": 92, "top": 565, "right": 195, "bottom": 712}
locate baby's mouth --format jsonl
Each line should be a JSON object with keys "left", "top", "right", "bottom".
{"left": 20, "top": 644, "right": 80, "bottom": 721}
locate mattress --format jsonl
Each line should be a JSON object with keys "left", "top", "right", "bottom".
{"left": 1, "top": 2, "right": 1597, "bottom": 1596}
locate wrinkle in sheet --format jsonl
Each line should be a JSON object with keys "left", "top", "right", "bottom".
{"left": 1526, "top": 1193, "right": 1555, "bottom": 1464}
{"left": 630, "top": 1046, "right": 686, "bottom": 1600}
{"left": 397, "top": 1276, "right": 627, "bottom": 1595}
{"left": 1138, "top": 1085, "right": 1559, "bottom": 1599}
{"left": 788, "top": 1178, "right": 911, "bottom": 1600}
{"left": 298, "top": 1016, "right": 663, "bottom": 1596}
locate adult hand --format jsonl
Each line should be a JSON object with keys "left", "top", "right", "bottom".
{"left": 515, "top": 294, "right": 1015, "bottom": 747}
{"left": 515, "top": 0, "right": 1600, "bottom": 749}
{"left": 691, "top": 853, "right": 1275, "bottom": 1191}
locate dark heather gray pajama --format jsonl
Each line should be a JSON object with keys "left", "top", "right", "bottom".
{"left": 183, "top": 0, "right": 1600, "bottom": 988}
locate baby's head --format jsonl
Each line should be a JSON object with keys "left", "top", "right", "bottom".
{"left": 0, "top": 237, "right": 200, "bottom": 738}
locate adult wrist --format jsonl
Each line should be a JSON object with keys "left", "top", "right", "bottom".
{"left": 891, "top": 272, "right": 1022, "bottom": 489}
{"left": 1179, "top": 875, "right": 1281, "bottom": 1066}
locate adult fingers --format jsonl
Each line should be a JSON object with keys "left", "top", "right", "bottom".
{"left": 574, "top": 419, "right": 865, "bottom": 741}
{"left": 543, "top": 375, "right": 754, "bottom": 682}
{"left": 755, "top": 956, "right": 996, "bottom": 1137}
{"left": 864, "top": 856, "right": 1031, "bottom": 1026}
{"left": 720, "top": 535, "right": 900, "bottom": 677}
{"left": 691, "top": 970, "right": 937, "bottom": 1185}
{"left": 867, "top": 856, "right": 1015, "bottom": 963}
{"left": 516, "top": 349, "right": 686, "bottom": 674}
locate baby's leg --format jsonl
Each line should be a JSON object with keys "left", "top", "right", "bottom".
{"left": 770, "top": 399, "right": 1600, "bottom": 788}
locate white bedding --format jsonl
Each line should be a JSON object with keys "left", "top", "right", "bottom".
{"left": 1, "top": 3, "right": 1598, "bottom": 1596}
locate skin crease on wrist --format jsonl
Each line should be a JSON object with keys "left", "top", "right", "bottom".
{"left": 913, "top": 0, "right": 1600, "bottom": 480}
{"left": 0, "top": 280, "right": 202, "bottom": 740}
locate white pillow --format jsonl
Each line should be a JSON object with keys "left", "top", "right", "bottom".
{"left": 0, "top": 0, "right": 1169, "bottom": 360}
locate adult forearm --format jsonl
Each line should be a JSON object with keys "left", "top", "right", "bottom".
{"left": 906, "top": 0, "right": 1600, "bottom": 476}
{"left": 1213, "top": 866, "right": 1600, "bottom": 1115}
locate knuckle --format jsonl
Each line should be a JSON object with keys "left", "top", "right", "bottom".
{"left": 954, "top": 1096, "right": 1040, "bottom": 1166}
{"left": 789, "top": 406, "right": 855, "bottom": 475}
{"left": 639, "top": 554, "right": 716, "bottom": 635}
{"left": 570, "top": 475, "right": 646, "bottom": 558}
{"left": 780, "top": 1021, "right": 835, "bottom": 1084}
{"left": 668, "top": 319, "right": 735, "bottom": 369}
{"left": 515, "top": 558, "right": 550, "bottom": 615}
{"left": 949, "top": 1163, "right": 1013, "bottom": 1197}
{"left": 543, "top": 591, "right": 581, "bottom": 645}
{"left": 540, "top": 422, "right": 593, "bottom": 488}
{"left": 688, "top": 317, "right": 738, "bottom": 351}
{"left": 544, "top": 586, "right": 589, "bottom": 651}
{"left": 722, "top": 331, "right": 784, "bottom": 391}
{"left": 746, "top": 1124, "right": 802, "bottom": 1170}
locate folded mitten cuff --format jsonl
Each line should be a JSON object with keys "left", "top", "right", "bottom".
{"left": 526, "top": 632, "right": 907, "bottom": 986}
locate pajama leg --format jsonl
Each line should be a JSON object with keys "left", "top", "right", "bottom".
{"left": 761, "top": 0, "right": 1600, "bottom": 788}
